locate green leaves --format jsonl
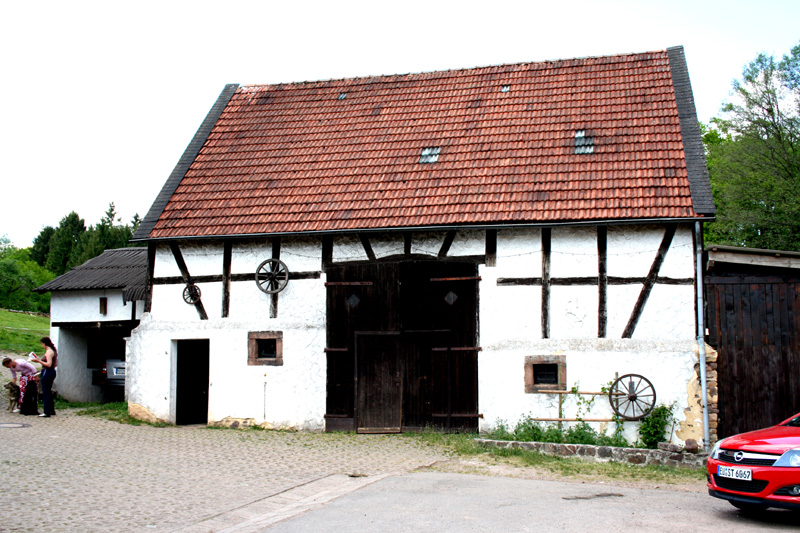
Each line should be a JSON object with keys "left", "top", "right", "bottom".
{"left": 703, "top": 41, "right": 800, "bottom": 251}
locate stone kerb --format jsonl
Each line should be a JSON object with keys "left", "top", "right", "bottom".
{"left": 476, "top": 438, "right": 708, "bottom": 468}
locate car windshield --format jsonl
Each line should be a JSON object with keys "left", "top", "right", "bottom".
{"left": 783, "top": 415, "right": 800, "bottom": 427}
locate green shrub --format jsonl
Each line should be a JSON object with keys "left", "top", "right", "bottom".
{"left": 486, "top": 414, "right": 631, "bottom": 448}
{"left": 637, "top": 404, "right": 675, "bottom": 449}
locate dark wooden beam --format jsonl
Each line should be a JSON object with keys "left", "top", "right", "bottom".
{"left": 359, "top": 233, "right": 376, "bottom": 261}
{"left": 153, "top": 271, "right": 321, "bottom": 285}
{"left": 541, "top": 228, "right": 551, "bottom": 339}
{"left": 145, "top": 243, "right": 156, "bottom": 313}
{"left": 222, "top": 241, "right": 232, "bottom": 318}
{"left": 168, "top": 242, "right": 208, "bottom": 320}
{"left": 322, "top": 235, "right": 333, "bottom": 268}
{"left": 270, "top": 237, "right": 281, "bottom": 319}
{"left": 622, "top": 224, "right": 677, "bottom": 338}
{"left": 404, "top": 232, "right": 412, "bottom": 255}
{"left": 597, "top": 226, "right": 608, "bottom": 338}
{"left": 438, "top": 230, "right": 456, "bottom": 258}
{"left": 485, "top": 229, "right": 497, "bottom": 267}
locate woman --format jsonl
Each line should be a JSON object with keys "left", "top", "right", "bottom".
{"left": 30, "top": 337, "right": 58, "bottom": 417}
{"left": 2, "top": 355, "right": 38, "bottom": 414}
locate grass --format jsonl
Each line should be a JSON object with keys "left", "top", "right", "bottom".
{"left": 72, "top": 401, "right": 169, "bottom": 426}
{"left": 404, "top": 429, "right": 706, "bottom": 485}
{"left": 0, "top": 309, "right": 50, "bottom": 354}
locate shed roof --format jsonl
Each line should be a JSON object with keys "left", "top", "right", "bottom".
{"left": 135, "top": 46, "right": 714, "bottom": 241}
{"left": 35, "top": 248, "right": 148, "bottom": 302}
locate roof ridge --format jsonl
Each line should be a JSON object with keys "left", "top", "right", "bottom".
{"left": 240, "top": 49, "right": 670, "bottom": 90}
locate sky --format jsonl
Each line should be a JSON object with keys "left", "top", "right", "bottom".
{"left": 1, "top": 0, "right": 798, "bottom": 248}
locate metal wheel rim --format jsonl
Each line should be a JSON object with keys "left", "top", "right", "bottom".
{"left": 255, "top": 259, "right": 289, "bottom": 294}
{"left": 608, "top": 373, "right": 656, "bottom": 421}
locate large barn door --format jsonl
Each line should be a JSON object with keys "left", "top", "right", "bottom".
{"left": 707, "top": 277, "right": 800, "bottom": 437}
{"left": 325, "top": 259, "right": 478, "bottom": 432}
{"left": 356, "top": 332, "right": 402, "bottom": 433}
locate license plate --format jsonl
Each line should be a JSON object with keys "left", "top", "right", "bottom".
{"left": 114, "top": 368, "right": 126, "bottom": 376}
{"left": 718, "top": 465, "right": 752, "bottom": 481}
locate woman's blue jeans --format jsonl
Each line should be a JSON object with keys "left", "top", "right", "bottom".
{"left": 41, "top": 368, "right": 56, "bottom": 415}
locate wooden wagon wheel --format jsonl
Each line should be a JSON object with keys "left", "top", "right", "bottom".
{"left": 255, "top": 259, "right": 289, "bottom": 294}
{"left": 182, "top": 283, "right": 201, "bottom": 304}
{"left": 608, "top": 373, "right": 656, "bottom": 421}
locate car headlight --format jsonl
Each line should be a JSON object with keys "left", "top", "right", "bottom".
{"left": 710, "top": 440, "right": 725, "bottom": 460}
{"left": 775, "top": 448, "right": 800, "bottom": 467}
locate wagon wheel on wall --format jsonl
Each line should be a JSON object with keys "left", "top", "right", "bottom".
{"left": 182, "top": 283, "right": 201, "bottom": 304}
{"left": 608, "top": 374, "right": 656, "bottom": 421}
{"left": 255, "top": 259, "right": 290, "bottom": 294}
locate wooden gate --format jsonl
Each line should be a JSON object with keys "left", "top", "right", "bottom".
{"left": 325, "top": 260, "right": 479, "bottom": 432}
{"left": 706, "top": 275, "right": 800, "bottom": 437}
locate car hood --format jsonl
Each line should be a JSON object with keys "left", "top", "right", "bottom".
{"left": 722, "top": 425, "right": 800, "bottom": 455}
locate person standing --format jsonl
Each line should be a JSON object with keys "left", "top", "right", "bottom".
{"left": 2, "top": 356, "right": 38, "bottom": 414}
{"left": 30, "top": 337, "right": 58, "bottom": 417}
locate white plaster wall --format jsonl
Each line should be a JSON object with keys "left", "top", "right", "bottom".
{"left": 477, "top": 339, "right": 697, "bottom": 444}
{"left": 479, "top": 223, "right": 700, "bottom": 444}
{"left": 496, "top": 228, "right": 542, "bottom": 277}
{"left": 50, "top": 290, "right": 142, "bottom": 322}
{"left": 551, "top": 227, "right": 598, "bottom": 277}
{"left": 131, "top": 237, "right": 327, "bottom": 429}
{"left": 134, "top": 224, "right": 700, "bottom": 441}
{"left": 48, "top": 326, "right": 103, "bottom": 403}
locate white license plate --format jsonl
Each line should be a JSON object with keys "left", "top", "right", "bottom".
{"left": 718, "top": 465, "right": 752, "bottom": 481}
{"left": 114, "top": 368, "right": 126, "bottom": 376}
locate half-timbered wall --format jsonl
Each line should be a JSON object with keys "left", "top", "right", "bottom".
{"left": 127, "top": 223, "right": 702, "bottom": 442}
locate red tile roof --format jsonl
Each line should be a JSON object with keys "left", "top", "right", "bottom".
{"left": 141, "top": 48, "right": 714, "bottom": 240}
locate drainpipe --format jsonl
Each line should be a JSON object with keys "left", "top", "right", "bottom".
{"left": 695, "top": 221, "right": 710, "bottom": 452}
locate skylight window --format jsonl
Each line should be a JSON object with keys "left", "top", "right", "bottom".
{"left": 337, "top": 92, "right": 347, "bottom": 100}
{"left": 501, "top": 85, "right": 511, "bottom": 92}
{"left": 419, "top": 146, "right": 441, "bottom": 164}
{"left": 574, "top": 130, "right": 594, "bottom": 154}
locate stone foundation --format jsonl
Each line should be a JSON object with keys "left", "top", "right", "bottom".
{"left": 476, "top": 438, "right": 707, "bottom": 468}
{"left": 128, "top": 402, "right": 167, "bottom": 424}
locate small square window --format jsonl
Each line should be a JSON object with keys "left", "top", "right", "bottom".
{"left": 501, "top": 85, "right": 511, "bottom": 92}
{"left": 99, "top": 297, "right": 108, "bottom": 316}
{"left": 533, "top": 363, "right": 558, "bottom": 385}
{"left": 419, "top": 146, "right": 441, "bottom": 164}
{"left": 337, "top": 92, "right": 347, "bottom": 100}
{"left": 248, "top": 331, "right": 283, "bottom": 366}
{"left": 524, "top": 354, "right": 566, "bottom": 392}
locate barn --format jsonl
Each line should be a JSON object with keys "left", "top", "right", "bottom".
{"left": 127, "top": 47, "right": 715, "bottom": 443}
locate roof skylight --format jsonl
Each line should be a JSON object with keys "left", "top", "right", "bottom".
{"left": 337, "top": 92, "right": 347, "bottom": 100}
{"left": 419, "top": 146, "right": 441, "bottom": 164}
{"left": 501, "top": 85, "right": 511, "bottom": 92}
{"left": 574, "top": 130, "right": 594, "bottom": 154}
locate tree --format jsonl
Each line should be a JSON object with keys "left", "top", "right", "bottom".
{"left": 44, "top": 212, "right": 86, "bottom": 275}
{"left": 67, "top": 203, "right": 139, "bottom": 269}
{"left": 0, "top": 236, "right": 54, "bottom": 313}
{"left": 30, "top": 225, "right": 55, "bottom": 267}
{"left": 703, "top": 42, "right": 800, "bottom": 251}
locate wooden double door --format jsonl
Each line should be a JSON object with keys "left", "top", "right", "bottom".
{"left": 325, "top": 260, "right": 479, "bottom": 433}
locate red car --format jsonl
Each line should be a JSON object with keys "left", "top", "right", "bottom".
{"left": 708, "top": 413, "right": 800, "bottom": 512}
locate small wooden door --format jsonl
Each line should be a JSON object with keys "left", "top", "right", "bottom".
{"left": 176, "top": 339, "right": 210, "bottom": 425}
{"left": 356, "top": 333, "right": 403, "bottom": 433}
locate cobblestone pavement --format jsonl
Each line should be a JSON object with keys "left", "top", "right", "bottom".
{"left": 0, "top": 408, "right": 451, "bottom": 532}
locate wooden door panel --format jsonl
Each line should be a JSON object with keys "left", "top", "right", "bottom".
{"left": 356, "top": 333, "right": 402, "bottom": 433}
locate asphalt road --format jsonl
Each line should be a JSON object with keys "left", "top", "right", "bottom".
{"left": 263, "top": 472, "right": 800, "bottom": 533}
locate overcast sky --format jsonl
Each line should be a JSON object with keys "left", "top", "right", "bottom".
{"left": 2, "top": 0, "right": 798, "bottom": 248}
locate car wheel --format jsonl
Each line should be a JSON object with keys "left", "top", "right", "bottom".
{"left": 730, "top": 501, "right": 767, "bottom": 514}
